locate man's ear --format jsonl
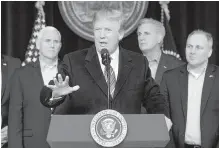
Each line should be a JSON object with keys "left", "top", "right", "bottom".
{"left": 59, "top": 42, "right": 62, "bottom": 49}
{"left": 36, "top": 39, "right": 40, "bottom": 49}
{"left": 119, "top": 29, "right": 125, "bottom": 41}
{"left": 157, "top": 34, "right": 164, "bottom": 44}
{"left": 208, "top": 48, "right": 213, "bottom": 58}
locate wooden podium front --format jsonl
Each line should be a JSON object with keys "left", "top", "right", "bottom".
{"left": 47, "top": 114, "right": 169, "bottom": 148}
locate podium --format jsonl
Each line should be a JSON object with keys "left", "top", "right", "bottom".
{"left": 47, "top": 114, "right": 169, "bottom": 148}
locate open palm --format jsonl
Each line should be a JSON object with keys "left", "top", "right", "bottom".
{"left": 47, "top": 74, "right": 80, "bottom": 98}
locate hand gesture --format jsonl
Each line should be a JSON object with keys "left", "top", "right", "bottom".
{"left": 47, "top": 74, "right": 80, "bottom": 98}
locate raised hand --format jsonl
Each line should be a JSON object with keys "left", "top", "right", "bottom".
{"left": 1, "top": 126, "right": 8, "bottom": 147}
{"left": 47, "top": 74, "right": 80, "bottom": 98}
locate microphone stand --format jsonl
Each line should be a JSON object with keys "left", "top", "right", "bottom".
{"left": 101, "top": 48, "right": 112, "bottom": 110}
{"left": 105, "top": 56, "right": 112, "bottom": 109}
{"left": 106, "top": 64, "right": 111, "bottom": 109}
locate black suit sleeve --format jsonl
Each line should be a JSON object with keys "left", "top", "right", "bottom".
{"left": 160, "top": 72, "right": 176, "bottom": 148}
{"left": 40, "top": 85, "right": 65, "bottom": 108}
{"left": 160, "top": 72, "right": 171, "bottom": 118}
{"left": 142, "top": 57, "right": 170, "bottom": 118}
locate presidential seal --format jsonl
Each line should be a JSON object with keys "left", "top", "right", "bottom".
{"left": 90, "top": 109, "right": 127, "bottom": 147}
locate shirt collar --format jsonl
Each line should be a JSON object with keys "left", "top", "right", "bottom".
{"left": 110, "top": 47, "right": 119, "bottom": 61}
{"left": 97, "top": 47, "right": 120, "bottom": 63}
{"left": 146, "top": 50, "right": 161, "bottom": 63}
{"left": 39, "top": 59, "right": 58, "bottom": 69}
{"left": 187, "top": 62, "right": 208, "bottom": 79}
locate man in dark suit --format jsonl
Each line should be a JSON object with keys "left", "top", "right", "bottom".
{"left": 40, "top": 8, "right": 172, "bottom": 130}
{"left": 8, "top": 26, "right": 62, "bottom": 148}
{"left": 160, "top": 30, "right": 219, "bottom": 148}
{"left": 137, "top": 18, "right": 184, "bottom": 85}
{"left": 137, "top": 18, "right": 184, "bottom": 116}
{"left": 1, "top": 55, "right": 21, "bottom": 148}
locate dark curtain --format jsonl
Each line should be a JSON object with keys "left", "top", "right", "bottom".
{"left": 2, "top": 1, "right": 219, "bottom": 65}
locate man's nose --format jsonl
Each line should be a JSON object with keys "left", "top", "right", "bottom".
{"left": 100, "top": 30, "right": 106, "bottom": 38}
{"left": 50, "top": 41, "right": 55, "bottom": 48}
{"left": 190, "top": 47, "right": 196, "bottom": 54}
{"left": 138, "top": 35, "right": 145, "bottom": 41}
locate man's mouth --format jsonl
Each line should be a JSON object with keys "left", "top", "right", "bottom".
{"left": 189, "top": 56, "right": 196, "bottom": 60}
{"left": 48, "top": 49, "right": 55, "bottom": 52}
{"left": 100, "top": 42, "right": 107, "bottom": 47}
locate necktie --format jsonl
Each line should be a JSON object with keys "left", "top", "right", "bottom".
{"left": 104, "top": 65, "right": 116, "bottom": 98}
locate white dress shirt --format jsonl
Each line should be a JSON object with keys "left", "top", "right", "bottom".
{"left": 185, "top": 63, "right": 207, "bottom": 145}
{"left": 40, "top": 59, "right": 59, "bottom": 110}
{"left": 144, "top": 50, "right": 161, "bottom": 79}
{"left": 39, "top": 59, "right": 58, "bottom": 85}
{"left": 97, "top": 48, "right": 119, "bottom": 80}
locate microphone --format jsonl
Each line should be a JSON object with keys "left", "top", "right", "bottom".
{"left": 101, "top": 48, "right": 111, "bottom": 66}
{"left": 100, "top": 48, "right": 112, "bottom": 109}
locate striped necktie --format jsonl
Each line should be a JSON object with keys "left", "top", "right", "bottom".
{"left": 104, "top": 65, "right": 116, "bottom": 98}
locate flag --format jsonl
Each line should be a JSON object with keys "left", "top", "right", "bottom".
{"left": 162, "top": 14, "right": 181, "bottom": 60}
{"left": 160, "top": 2, "right": 181, "bottom": 60}
{"left": 22, "top": 2, "right": 46, "bottom": 66}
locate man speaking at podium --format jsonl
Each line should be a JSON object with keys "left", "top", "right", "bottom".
{"left": 40, "top": 8, "right": 171, "bottom": 129}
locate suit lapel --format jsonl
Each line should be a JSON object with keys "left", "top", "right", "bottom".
{"left": 179, "top": 65, "right": 188, "bottom": 121}
{"left": 32, "top": 60, "right": 45, "bottom": 89}
{"left": 200, "top": 64, "right": 215, "bottom": 116}
{"left": 155, "top": 53, "right": 167, "bottom": 84}
{"left": 1, "top": 56, "right": 8, "bottom": 98}
{"left": 85, "top": 46, "right": 108, "bottom": 97}
{"left": 113, "top": 48, "right": 133, "bottom": 98}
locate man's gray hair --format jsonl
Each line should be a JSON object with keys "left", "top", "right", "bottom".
{"left": 92, "top": 8, "right": 125, "bottom": 31}
{"left": 188, "top": 29, "right": 213, "bottom": 48}
{"left": 36, "top": 26, "right": 61, "bottom": 49}
{"left": 138, "top": 18, "right": 166, "bottom": 39}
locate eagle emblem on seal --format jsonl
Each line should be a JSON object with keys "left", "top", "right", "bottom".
{"left": 100, "top": 118, "right": 118, "bottom": 138}
{"left": 90, "top": 109, "right": 127, "bottom": 147}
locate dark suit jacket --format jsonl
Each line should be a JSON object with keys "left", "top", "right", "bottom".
{"left": 1, "top": 55, "right": 21, "bottom": 128}
{"left": 141, "top": 52, "right": 184, "bottom": 114}
{"left": 8, "top": 61, "right": 61, "bottom": 148}
{"left": 154, "top": 52, "right": 184, "bottom": 85}
{"left": 160, "top": 64, "right": 219, "bottom": 148}
{"left": 41, "top": 45, "right": 169, "bottom": 117}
